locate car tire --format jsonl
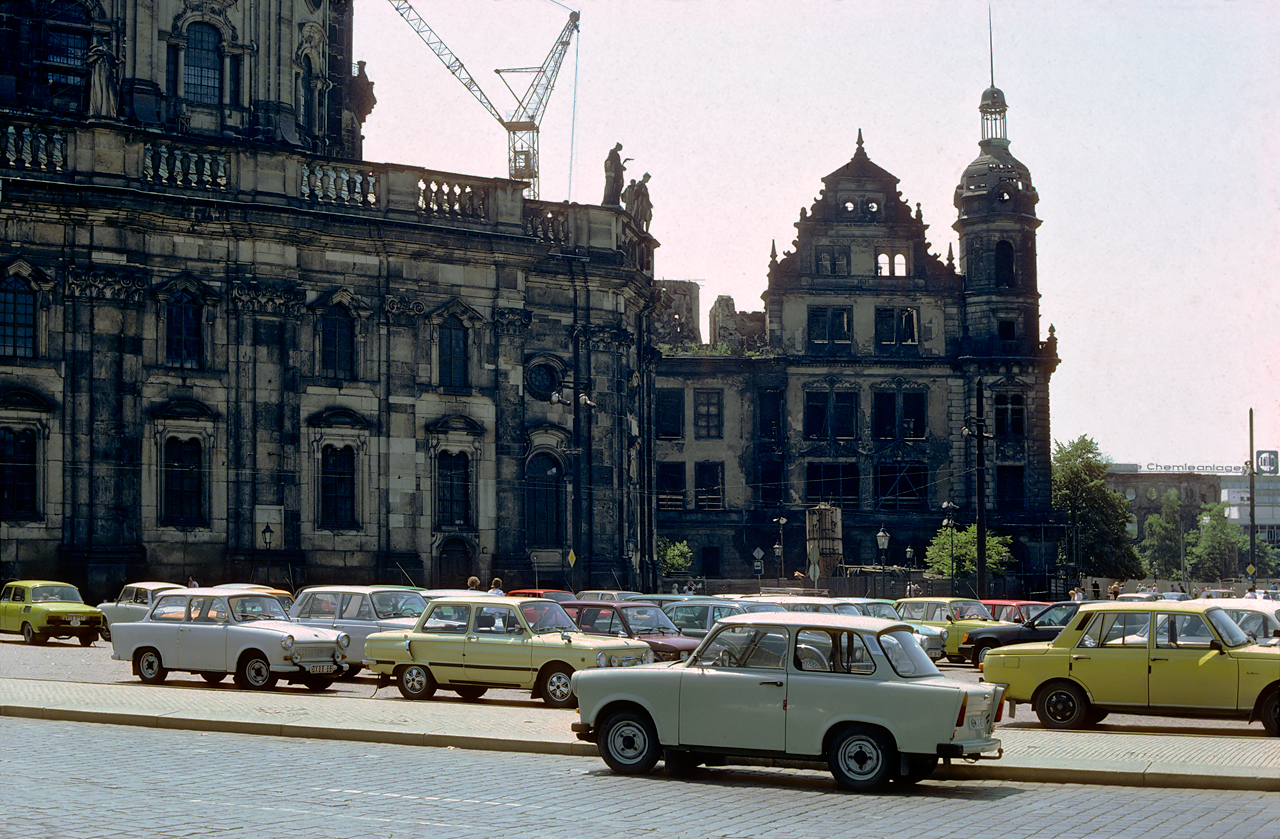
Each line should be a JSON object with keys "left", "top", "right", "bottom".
{"left": 1260, "top": 690, "right": 1280, "bottom": 736}
{"left": 135, "top": 648, "right": 168, "bottom": 685}
{"left": 894, "top": 754, "right": 938, "bottom": 785}
{"left": 396, "top": 664, "right": 437, "bottom": 700}
{"left": 454, "top": 685, "right": 488, "bottom": 701}
{"left": 199, "top": 672, "right": 226, "bottom": 684}
{"left": 99, "top": 620, "right": 112, "bottom": 642}
{"left": 338, "top": 664, "right": 363, "bottom": 681}
{"left": 1034, "top": 681, "right": 1091, "bottom": 729}
{"left": 234, "top": 652, "right": 278, "bottom": 690}
{"left": 946, "top": 655, "right": 965, "bottom": 664}
{"left": 972, "top": 642, "right": 996, "bottom": 666}
{"left": 302, "top": 676, "right": 335, "bottom": 692}
{"left": 828, "top": 725, "right": 895, "bottom": 791}
{"left": 21, "top": 623, "right": 47, "bottom": 645}
{"left": 79, "top": 631, "right": 97, "bottom": 647}
{"left": 537, "top": 664, "right": 576, "bottom": 708}
{"left": 598, "top": 710, "right": 660, "bottom": 775}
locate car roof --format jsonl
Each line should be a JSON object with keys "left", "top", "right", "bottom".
{"left": 1076, "top": 600, "right": 1224, "bottom": 614}
{"left": 5, "top": 580, "right": 77, "bottom": 587}
{"left": 716, "top": 611, "right": 909, "bottom": 632}
{"left": 297, "top": 585, "right": 422, "bottom": 594}
{"left": 427, "top": 595, "right": 562, "bottom": 605}
{"left": 562, "top": 600, "right": 659, "bottom": 609}
{"left": 983, "top": 599, "right": 1048, "bottom": 605}
{"left": 119, "top": 581, "right": 180, "bottom": 591}
{"left": 896, "top": 596, "right": 981, "bottom": 603}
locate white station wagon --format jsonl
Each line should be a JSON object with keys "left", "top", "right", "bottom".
{"left": 110, "top": 587, "right": 353, "bottom": 690}
{"left": 571, "top": 612, "right": 1004, "bottom": 790}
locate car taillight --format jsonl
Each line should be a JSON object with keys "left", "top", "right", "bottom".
{"left": 995, "top": 699, "right": 1004, "bottom": 722}
{"left": 47, "top": 616, "right": 64, "bottom": 625}
{"left": 955, "top": 695, "right": 968, "bottom": 727}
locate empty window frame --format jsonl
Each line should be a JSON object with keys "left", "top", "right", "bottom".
{"left": 806, "top": 463, "right": 859, "bottom": 507}
{"left": 319, "top": 307, "right": 355, "bottom": 379}
{"left": 759, "top": 460, "right": 784, "bottom": 508}
{"left": 694, "top": 461, "right": 724, "bottom": 510}
{"left": 807, "top": 306, "right": 852, "bottom": 353}
{"left": 655, "top": 388, "right": 684, "bottom": 439}
{"left": 657, "top": 462, "right": 686, "bottom": 511}
{"left": 524, "top": 452, "right": 564, "bottom": 547}
{"left": 438, "top": 316, "right": 468, "bottom": 389}
{"left": 875, "top": 462, "right": 926, "bottom": 510}
{"left": 815, "top": 246, "right": 849, "bottom": 276}
{"left": 0, "top": 427, "right": 38, "bottom": 520}
{"left": 319, "top": 444, "right": 358, "bottom": 528}
{"left": 995, "top": 240, "right": 1016, "bottom": 287}
{"left": 875, "top": 250, "right": 910, "bottom": 277}
{"left": 161, "top": 437, "right": 205, "bottom": 525}
{"left": 694, "top": 390, "right": 723, "bottom": 439}
{"left": 0, "top": 276, "right": 36, "bottom": 359}
{"left": 804, "top": 390, "right": 857, "bottom": 440}
{"left": 995, "top": 394, "right": 1026, "bottom": 437}
{"left": 875, "top": 307, "right": 918, "bottom": 347}
{"left": 758, "top": 389, "right": 783, "bottom": 442}
{"left": 996, "top": 465, "right": 1025, "bottom": 511}
{"left": 872, "top": 391, "right": 926, "bottom": 440}
{"left": 164, "top": 290, "right": 203, "bottom": 370}
{"left": 436, "top": 452, "right": 471, "bottom": 527}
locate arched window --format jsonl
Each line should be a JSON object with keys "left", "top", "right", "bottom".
{"left": 0, "top": 276, "right": 36, "bottom": 359}
{"left": 300, "top": 55, "right": 314, "bottom": 134}
{"left": 319, "top": 306, "right": 355, "bottom": 379}
{"left": 439, "top": 315, "right": 467, "bottom": 389}
{"left": 320, "top": 444, "right": 357, "bottom": 528}
{"left": 436, "top": 452, "right": 470, "bottom": 527}
{"left": 876, "top": 253, "right": 890, "bottom": 276}
{"left": 0, "top": 427, "right": 38, "bottom": 520}
{"left": 161, "top": 437, "right": 204, "bottom": 525}
{"left": 165, "top": 289, "right": 203, "bottom": 369}
{"left": 524, "top": 452, "right": 564, "bottom": 547}
{"left": 893, "top": 253, "right": 907, "bottom": 276}
{"left": 184, "top": 22, "right": 222, "bottom": 105}
{"left": 995, "top": 240, "right": 1016, "bottom": 287}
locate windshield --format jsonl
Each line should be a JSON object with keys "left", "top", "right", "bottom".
{"left": 228, "top": 595, "right": 290, "bottom": 622}
{"left": 624, "top": 605, "right": 680, "bottom": 635}
{"left": 862, "top": 602, "right": 900, "bottom": 620}
{"left": 519, "top": 601, "right": 577, "bottom": 634}
{"left": 371, "top": 591, "right": 428, "bottom": 619}
{"left": 877, "top": 629, "right": 941, "bottom": 678}
{"left": 832, "top": 603, "right": 863, "bottom": 616}
{"left": 952, "top": 600, "right": 995, "bottom": 620}
{"left": 740, "top": 602, "right": 787, "bottom": 613}
{"left": 31, "top": 585, "right": 83, "bottom": 603}
{"left": 1207, "top": 608, "right": 1251, "bottom": 647}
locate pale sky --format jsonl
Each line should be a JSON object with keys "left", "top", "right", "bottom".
{"left": 353, "top": 0, "right": 1280, "bottom": 469}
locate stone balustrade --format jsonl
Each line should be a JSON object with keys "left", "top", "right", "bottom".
{"left": 1, "top": 123, "right": 66, "bottom": 172}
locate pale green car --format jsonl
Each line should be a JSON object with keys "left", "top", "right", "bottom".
{"left": 0, "top": 580, "right": 104, "bottom": 645}
{"left": 895, "top": 597, "right": 1011, "bottom": 663}
{"left": 363, "top": 596, "right": 654, "bottom": 707}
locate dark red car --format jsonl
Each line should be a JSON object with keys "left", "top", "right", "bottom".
{"left": 560, "top": 600, "right": 699, "bottom": 662}
{"left": 506, "top": 588, "right": 575, "bottom": 603}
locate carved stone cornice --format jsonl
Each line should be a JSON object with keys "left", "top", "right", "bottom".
{"left": 588, "top": 324, "right": 634, "bottom": 352}
{"left": 65, "top": 267, "right": 148, "bottom": 303}
{"left": 494, "top": 307, "right": 532, "bottom": 334}
{"left": 231, "top": 282, "right": 305, "bottom": 316}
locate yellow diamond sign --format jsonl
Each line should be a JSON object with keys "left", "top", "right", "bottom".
{"left": 568, "top": 549, "right": 577, "bottom": 568}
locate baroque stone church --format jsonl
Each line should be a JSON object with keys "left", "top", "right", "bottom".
{"left": 0, "top": 0, "right": 659, "bottom": 600}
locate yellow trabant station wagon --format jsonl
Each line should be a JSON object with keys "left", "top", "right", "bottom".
{"left": 363, "top": 596, "right": 653, "bottom": 707}
{"left": 982, "top": 601, "right": 1280, "bottom": 735}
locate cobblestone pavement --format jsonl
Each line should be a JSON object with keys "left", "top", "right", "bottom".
{"left": 4, "top": 718, "right": 1279, "bottom": 839}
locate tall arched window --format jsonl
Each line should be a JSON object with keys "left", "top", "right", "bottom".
{"left": 436, "top": 452, "right": 470, "bottom": 527}
{"left": 320, "top": 444, "right": 357, "bottom": 528}
{"left": 995, "top": 240, "right": 1016, "bottom": 287}
{"left": 300, "top": 55, "right": 314, "bottom": 134}
{"left": 439, "top": 316, "right": 467, "bottom": 389}
{"left": 0, "top": 427, "right": 38, "bottom": 520}
{"left": 320, "top": 306, "right": 355, "bottom": 379}
{"left": 524, "top": 452, "right": 564, "bottom": 547}
{"left": 165, "top": 289, "right": 203, "bottom": 369}
{"left": 0, "top": 276, "right": 36, "bottom": 359}
{"left": 162, "top": 437, "right": 204, "bottom": 525}
{"left": 184, "top": 23, "right": 222, "bottom": 105}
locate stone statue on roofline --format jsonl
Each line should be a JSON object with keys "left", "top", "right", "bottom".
{"left": 603, "top": 143, "right": 625, "bottom": 205}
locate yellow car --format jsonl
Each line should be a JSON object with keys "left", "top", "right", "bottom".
{"left": 363, "top": 596, "right": 654, "bottom": 707}
{"left": 0, "top": 580, "right": 104, "bottom": 645}
{"left": 895, "top": 597, "right": 1010, "bottom": 663}
{"left": 982, "top": 601, "right": 1280, "bottom": 735}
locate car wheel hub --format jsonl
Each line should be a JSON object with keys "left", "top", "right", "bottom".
{"left": 608, "top": 724, "right": 648, "bottom": 764}
{"left": 246, "top": 661, "right": 269, "bottom": 685}
{"left": 404, "top": 668, "right": 426, "bottom": 693}
{"left": 1047, "top": 691, "right": 1076, "bottom": 722}
{"left": 547, "top": 673, "right": 571, "bottom": 701}
{"left": 837, "top": 737, "right": 883, "bottom": 779}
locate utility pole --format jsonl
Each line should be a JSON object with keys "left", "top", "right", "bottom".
{"left": 965, "top": 379, "right": 988, "bottom": 599}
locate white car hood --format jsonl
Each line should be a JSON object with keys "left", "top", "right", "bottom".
{"left": 247, "top": 620, "right": 342, "bottom": 642}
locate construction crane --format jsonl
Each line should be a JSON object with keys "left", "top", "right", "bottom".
{"left": 388, "top": 1, "right": 579, "bottom": 199}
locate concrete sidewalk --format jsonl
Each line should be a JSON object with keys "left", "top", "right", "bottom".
{"left": 2, "top": 677, "right": 1276, "bottom": 791}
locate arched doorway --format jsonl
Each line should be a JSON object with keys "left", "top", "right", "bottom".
{"left": 439, "top": 538, "right": 473, "bottom": 588}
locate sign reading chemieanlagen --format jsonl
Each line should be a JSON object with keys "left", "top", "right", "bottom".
{"left": 1124, "top": 451, "right": 1279, "bottom": 476}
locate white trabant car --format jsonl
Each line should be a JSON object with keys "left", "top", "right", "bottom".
{"left": 97, "top": 581, "right": 181, "bottom": 641}
{"left": 362, "top": 596, "right": 654, "bottom": 707}
{"left": 571, "top": 612, "right": 1004, "bottom": 791}
{"left": 110, "top": 587, "right": 353, "bottom": 690}
{"left": 289, "top": 586, "right": 426, "bottom": 677}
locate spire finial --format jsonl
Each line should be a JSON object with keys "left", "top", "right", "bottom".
{"left": 988, "top": 5, "right": 995, "bottom": 87}
{"left": 857, "top": 128, "right": 864, "bottom": 149}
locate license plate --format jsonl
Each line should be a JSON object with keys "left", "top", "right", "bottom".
{"left": 308, "top": 664, "right": 335, "bottom": 674}
{"left": 70, "top": 617, "right": 82, "bottom": 627}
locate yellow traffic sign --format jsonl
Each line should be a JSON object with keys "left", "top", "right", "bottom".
{"left": 568, "top": 549, "right": 576, "bottom": 568}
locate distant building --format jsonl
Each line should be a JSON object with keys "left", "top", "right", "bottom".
{"left": 653, "top": 89, "right": 1061, "bottom": 588}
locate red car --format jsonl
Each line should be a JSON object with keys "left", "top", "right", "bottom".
{"left": 561, "top": 600, "right": 699, "bottom": 662}
{"left": 506, "top": 588, "right": 576, "bottom": 603}
{"left": 982, "top": 599, "right": 1050, "bottom": 624}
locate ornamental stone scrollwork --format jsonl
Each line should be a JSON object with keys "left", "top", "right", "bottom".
{"left": 494, "top": 307, "right": 532, "bottom": 335}
{"left": 231, "top": 282, "right": 306, "bottom": 316}
{"left": 995, "top": 438, "right": 1027, "bottom": 461}
{"left": 65, "top": 267, "right": 148, "bottom": 302}
{"left": 587, "top": 323, "right": 633, "bottom": 352}
{"left": 173, "top": 2, "right": 239, "bottom": 41}
{"left": 384, "top": 295, "right": 428, "bottom": 326}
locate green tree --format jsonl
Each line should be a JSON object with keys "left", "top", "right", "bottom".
{"left": 1139, "top": 489, "right": 1184, "bottom": 579}
{"left": 923, "top": 524, "right": 1011, "bottom": 577}
{"left": 655, "top": 536, "right": 692, "bottom": 576}
{"left": 1186, "top": 503, "right": 1246, "bottom": 582}
{"left": 1052, "top": 436, "right": 1143, "bottom": 579}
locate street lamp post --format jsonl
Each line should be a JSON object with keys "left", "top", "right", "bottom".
{"left": 904, "top": 545, "right": 915, "bottom": 595}
{"left": 876, "top": 525, "right": 889, "bottom": 599}
{"left": 261, "top": 523, "right": 273, "bottom": 587}
{"left": 772, "top": 541, "right": 782, "bottom": 582}
{"left": 941, "top": 501, "right": 958, "bottom": 595}
{"left": 773, "top": 516, "right": 787, "bottom": 580}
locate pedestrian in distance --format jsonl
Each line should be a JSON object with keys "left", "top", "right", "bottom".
{"left": 187, "top": 575, "right": 199, "bottom": 588}
{"left": 488, "top": 578, "right": 504, "bottom": 596}
{"left": 466, "top": 576, "right": 481, "bottom": 591}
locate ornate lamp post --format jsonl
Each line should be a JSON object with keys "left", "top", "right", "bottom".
{"left": 942, "top": 501, "right": 958, "bottom": 594}
{"left": 773, "top": 515, "right": 787, "bottom": 579}
{"left": 876, "top": 526, "right": 889, "bottom": 598}
{"left": 772, "top": 541, "right": 782, "bottom": 581}
{"left": 260, "top": 523, "right": 274, "bottom": 587}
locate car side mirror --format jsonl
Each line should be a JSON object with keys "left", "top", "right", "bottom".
{"left": 1209, "top": 639, "right": 1224, "bottom": 655}
{"left": 1272, "top": 629, "right": 1280, "bottom": 639}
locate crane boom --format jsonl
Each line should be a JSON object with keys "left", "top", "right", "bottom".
{"left": 386, "top": 1, "right": 580, "bottom": 199}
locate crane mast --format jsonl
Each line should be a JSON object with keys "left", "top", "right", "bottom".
{"left": 387, "top": 1, "right": 579, "bottom": 199}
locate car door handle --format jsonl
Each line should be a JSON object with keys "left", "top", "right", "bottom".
{"left": 759, "top": 680, "right": 784, "bottom": 686}
{"left": 1150, "top": 657, "right": 1168, "bottom": 661}
{"left": 1070, "top": 655, "right": 1090, "bottom": 660}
